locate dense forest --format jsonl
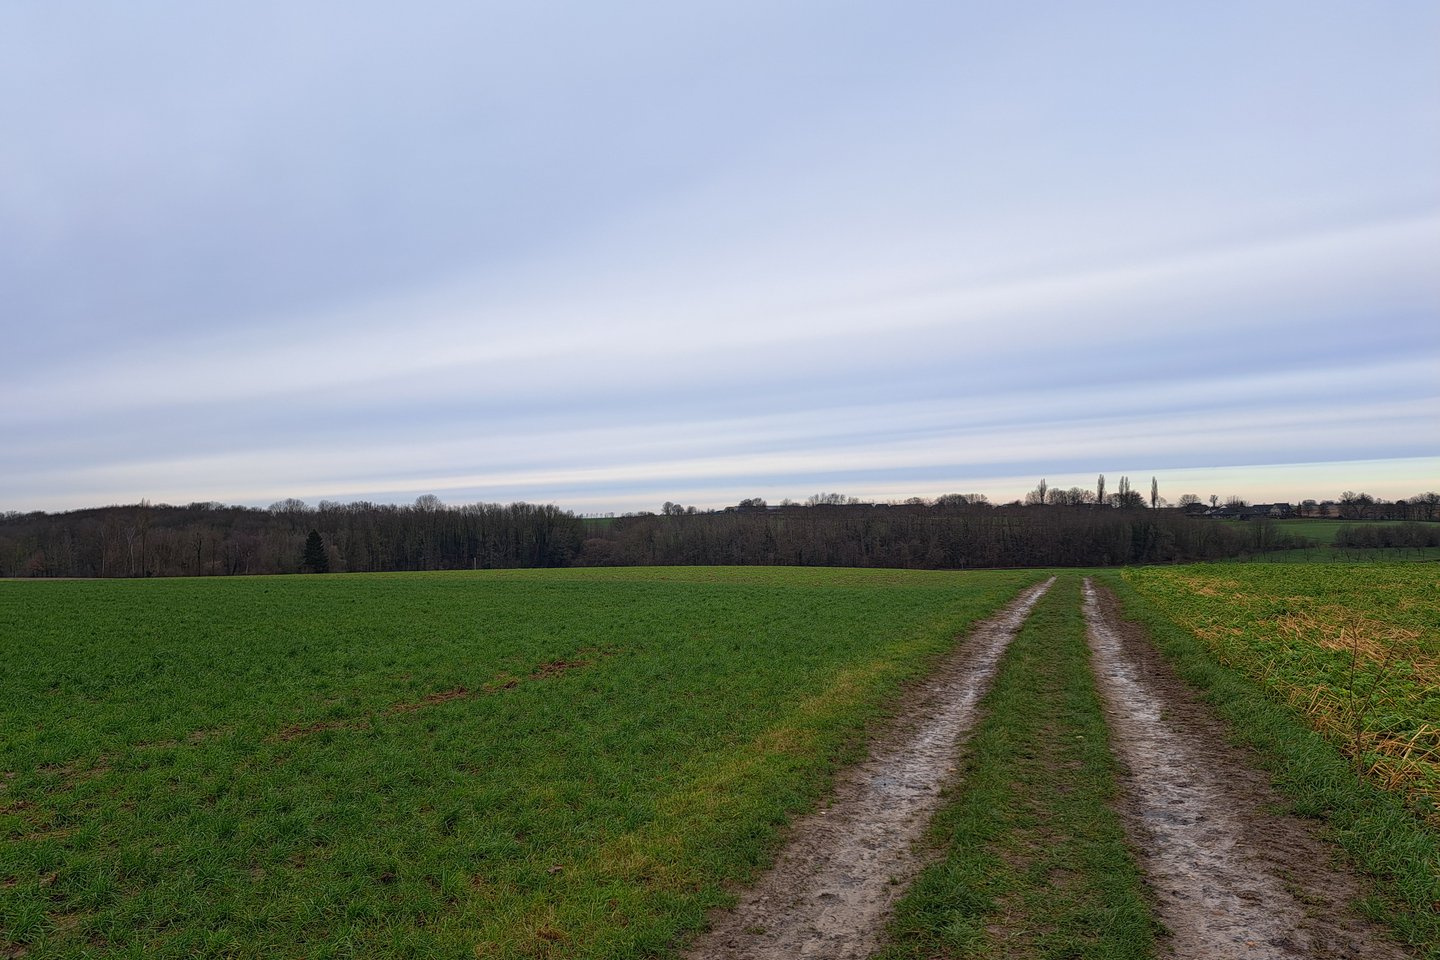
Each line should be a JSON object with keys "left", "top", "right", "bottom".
{"left": 5, "top": 487, "right": 1435, "bottom": 579}
{"left": 585, "top": 501, "right": 1276, "bottom": 568}
{"left": 0, "top": 499, "right": 580, "bottom": 578}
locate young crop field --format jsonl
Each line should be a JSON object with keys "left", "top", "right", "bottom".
{"left": 0, "top": 567, "right": 1037, "bottom": 959}
{"left": 1120, "top": 563, "right": 1440, "bottom": 816}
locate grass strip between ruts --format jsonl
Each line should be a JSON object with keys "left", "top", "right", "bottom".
{"left": 877, "top": 575, "right": 1159, "bottom": 960}
{"left": 1100, "top": 571, "right": 1440, "bottom": 959}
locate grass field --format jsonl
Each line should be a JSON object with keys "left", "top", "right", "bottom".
{"left": 0, "top": 567, "right": 1037, "bottom": 959}
{"left": 1120, "top": 563, "right": 1440, "bottom": 815}
{"left": 5, "top": 562, "right": 1436, "bottom": 957}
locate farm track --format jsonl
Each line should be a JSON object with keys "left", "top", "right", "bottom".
{"left": 685, "top": 577, "right": 1054, "bottom": 960}
{"left": 1082, "top": 578, "right": 1412, "bottom": 960}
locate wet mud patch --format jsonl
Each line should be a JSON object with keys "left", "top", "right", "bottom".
{"left": 1082, "top": 579, "right": 1413, "bottom": 960}
{"left": 685, "top": 578, "right": 1054, "bottom": 960}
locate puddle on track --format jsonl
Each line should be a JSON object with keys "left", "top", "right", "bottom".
{"left": 1082, "top": 578, "right": 1411, "bottom": 960}
{"left": 685, "top": 577, "right": 1054, "bottom": 960}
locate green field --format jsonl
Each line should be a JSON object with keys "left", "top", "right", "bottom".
{"left": 1244, "top": 545, "right": 1440, "bottom": 563}
{"left": 0, "top": 567, "right": 1036, "bottom": 959}
{"left": 5, "top": 562, "right": 1438, "bottom": 958}
{"left": 1269, "top": 519, "right": 1440, "bottom": 563}
{"left": 1275, "top": 519, "right": 1399, "bottom": 544}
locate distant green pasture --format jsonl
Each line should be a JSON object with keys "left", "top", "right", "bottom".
{"left": 1275, "top": 518, "right": 1415, "bottom": 544}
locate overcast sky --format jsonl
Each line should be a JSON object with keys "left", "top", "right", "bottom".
{"left": 4, "top": 2, "right": 1437, "bottom": 513}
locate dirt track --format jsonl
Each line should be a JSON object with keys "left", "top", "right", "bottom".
{"left": 684, "top": 577, "right": 1054, "bottom": 960}
{"left": 1082, "top": 578, "right": 1411, "bottom": 959}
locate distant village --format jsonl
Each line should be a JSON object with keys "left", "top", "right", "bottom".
{"left": 1185, "top": 496, "right": 1436, "bottom": 522}
{"left": 704, "top": 488, "right": 1437, "bottom": 523}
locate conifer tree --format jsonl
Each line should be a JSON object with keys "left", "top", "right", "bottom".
{"left": 302, "top": 529, "right": 329, "bottom": 573}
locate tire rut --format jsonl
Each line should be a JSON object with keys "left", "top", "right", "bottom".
{"left": 684, "top": 577, "right": 1055, "bottom": 960}
{"left": 1082, "top": 578, "right": 1412, "bottom": 960}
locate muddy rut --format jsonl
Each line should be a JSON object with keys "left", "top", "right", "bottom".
{"left": 1082, "top": 578, "right": 1411, "bottom": 960}
{"left": 685, "top": 577, "right": 1054, "bottom": 960}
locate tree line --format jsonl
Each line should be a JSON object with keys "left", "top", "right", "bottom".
{"left": 1327, "top": 491, "right": 1440, "bottom": 521}
{"left": 0, "top": 499, "right": 583, "bottom": 578}
{"left": 583, "top": 499, "right": 1282, "bottom": 568}
{"left": 7, "top": 479, "right": 1435, "bottom": 578}
{"left": 1332, "top": 522, "right": 1440, "bottom": 549}
{"left": 0, "top": 490, "right": 1323, "bottom": 578}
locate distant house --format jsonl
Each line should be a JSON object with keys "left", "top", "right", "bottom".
{"left": 1203, "top": 503, "right": 1294, "bottom": 520}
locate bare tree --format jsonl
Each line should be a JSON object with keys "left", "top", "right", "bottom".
{"left": 935, "top": 493, "right": 989, "bottom": 507}
{"left": 133, "top": 499, "right": 152, "bottom": 577}
{"left": 1338, "top": 491, "right": 1377, "bottom": 520}
{"left": 99, "top": 512, "right": 121, "bottom": 577}
{"left": 1114, "top": 477, "right": 1144, "bottom": 509}
{"left": 806, "top": 492, "right": 859, "bottom": 506}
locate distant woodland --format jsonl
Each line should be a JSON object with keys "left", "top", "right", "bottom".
{"left": 4, "top": 485, "right": 1436, "bottom": 578}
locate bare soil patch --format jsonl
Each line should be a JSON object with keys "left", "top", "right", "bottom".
{"left": 1083, "top": 579, "right": 1413, "bottom": 959}
{"left": 385, "top": 685, "right": 472, "bottom": 715}
{"left": 275, "top": 654, "right": 605, "bottom": 740}
{"left": 685, "top": 578, "right": 1054, "bottom": 960}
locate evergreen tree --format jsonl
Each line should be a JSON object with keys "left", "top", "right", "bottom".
{"left": 302, "top": 529, "right": 329, "bottom": 573}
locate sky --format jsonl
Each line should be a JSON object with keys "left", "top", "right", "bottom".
{"left": 3, "top": 2, "right": 1438, "bottom": 514}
